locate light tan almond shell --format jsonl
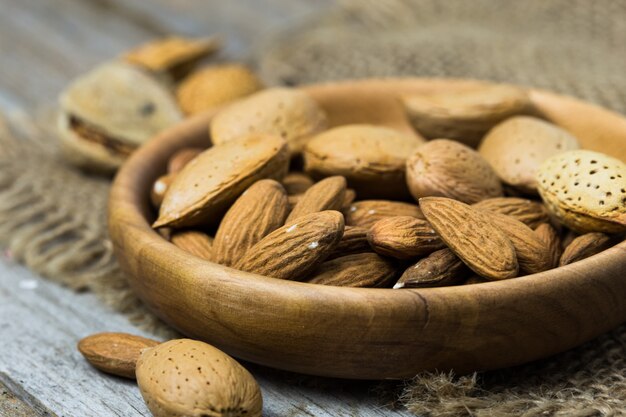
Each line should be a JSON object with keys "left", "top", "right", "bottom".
{"left": 328, "top": 226, "right": 371, "bottom": 259}
{"left": 136, "top": 339, "right": 262, "bottom": 417}
{"left": 303, "top": 124, "right": 422, "bottom": 199}
{"left": 472, "top": 197, "right": 550, "bottom": 229}
{"left": 213, "top": 179, "right": 289, "bottom": 267}
{"left": 536, "top": 150, "right": 626, "bottom": 233}
{"left": 401, "top": 84, "right": 533, "bottom": 147}
{"left": 406, "top": 139, "right": 503, "bottom": 204}
{"left": 420, "top": 197, "right": 518, "bottom": 280}
{"left": 77, "top": 332, "right": 159, "bottom": 379}
{"left": 210, "top": 87, "right": 328, "bottom": 155}
{"left": 286, "top": 176, "right": 347, "bottom": 223}
{"left": 487, "top": 212, "right": 553, "bottom": 275}
{"left": 479, "top": 116, "right": 580, "bottom": 193}
{"left": 282, "top": 172, "right": 314, "bottom": 195}
{"left": 394, "top": 248, "right": 470, "bottom": 289}
{"left": 151, "top": 173, "right": 174, "bottom": 209}
{"left": 560, "top": 232, "right": 613, "bottom": 266}
{"left": 367, "top": 216, "right": 445, "bottom": 260}
{"left": 308, "top": 253, "right": 398, "bottom": 288}
{"left": 170, "top": 230, "right": 214, "bottom": 261}
{"left": 176, "top": 65, "right": 263, "bottom": 115}
{"left": 235, "top": 210, "right": 344, "bottom": 280}
{"left": 154, "top": 134, "right": 289, "bottom": 228}
{"left": 123, "top": 36, "right": 220, "bottom": 77}
{"left": 534, "top": 223, "right": 562, "bottom": 269}
{"left": 167, "top": 147, "right": 204, "bottom": 174}
{"left": 343, "top": 200, "right": 424, "bottom": 229}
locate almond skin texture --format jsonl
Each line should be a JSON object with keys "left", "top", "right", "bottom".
{"left": 154, "top": 134, "right": 289, "bottom": 229}
{"left": 487, "top": 212, "right": 553, "bottom": 275}
{"left": 286, "top": 176, "right": 347, "bottom": 223}
{"left": 401, "top": 84, "right": 533, "bottom": 147}
{"left": 282, "top": 172, "right": 314, "bottom": 195}
{"left": 170, "top": 230, "right": 214, "bottom": 261}
{"left": 213, "top": 179, "right": 289, "bottom": 267}
{"left": 537, "top": 150, "right": 626, "bottom": 233}
{"left": 303, "top": 124, "right": 422, "bottom": 199}
{"left": 479, "top": 116, "right": 580, "bottom": 194}
{"left": 308, "top": 253, "right": 398, "bottom": 287}
{"left": 77, "top": 332, "right": 159, "bottom": 379}
{"left": 343, "top": 200, "right": 424, "bottom": 229}
{"left": 560, "top": 232, "right": 613, "bottom": 266}
{"left": 420, "top": 197, "right": 518, "bottom": 280}
{"left": 472, "top": 197, "right": 550, "bottom": 229}
{"left": 136, "top": 339, "right": 262, "bottom": 417}
{"left": 367, "top": 216, "right": 445, "bottom": 260}
{"left": 176, "top": 64, "right": 263, "bottom": 115}
{"left": 406, "top": 139, "right": 503, "bottom": 204}
{"left": 328, "top": 226, "right": 371, "bottom": 259}
{"left": 394, "top": 248, "right": 470, "bottom": 289}
{"left": 210, "top": 87, "right": 328, "bottom": 155}
{"left": 534, "top": 223, "right": 562, "bottom": 269}
{"left": 151, "top": 173, "right": 174, "bottom": 209}
{"left": 167, "top": 147, "right": 204, "bottom": 174}
{"left": 235, "top": 211, "right": 344, "bottom": 280}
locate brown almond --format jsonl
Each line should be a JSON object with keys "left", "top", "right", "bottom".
{"left": 561, "top": 229, "right": 579, "bottom": 250}
{"left": 235, "top": 211, "right": 344, "bottom": 280}
{"left": 167, "top": 147, "right": 204, "bottom": 174}
{"left": 286, "top": 176, "right": 347, "bottom": 223}
{"left": 420, "top": 197, "right": 518, "bottom": 280}
{"left": 328, "top": 226, "right": 371, "bottom": 259}
{"left": 342, "top": 188, "right": 357, "bottom": 209}
{"left": 559, "top": 232, "right": 613, "bottom": 266}
{"left": 534, "top": 223, "right": 562, "bottom": 269}
{"left": 170, "top": 230, "right": 214, "bottom": 261}
{"left": 308, "top": 253, "right": 398, "bottom": 287}
{"left": 150, "top": 173, "right": 174, "bottom": 208}
{"left": 282, "top": 172, "right": 314, "bottom": 195}
{"left": 472, "top": 197, "right": 550, "bottom": 229}
{"left": 343, "top": 200, "right": 424, "bottom": 229}
{"left": 367, "top": 216, "right": 445, "bottom": 260}
{"left": 406, "top": 139, "right": 503, "bottom": 204}
{"left": 77, "top": 332, "right": 159, "bottom": 379}
{"left": 487, "top": 212, "right": 552, "bottom": 275}
{"left": 394, "top": 248, "right": 470, "bottom": 288}
{"left": 213, "top": 179, "right": 289, "bottom": 267}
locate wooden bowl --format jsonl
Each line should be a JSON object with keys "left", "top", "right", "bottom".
{"left": 109, "top": 78, "right": 626, "bottom": 380}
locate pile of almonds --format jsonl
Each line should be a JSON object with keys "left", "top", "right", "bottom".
{"left": 151, "top": 83, "right": 626, "bottom": 289}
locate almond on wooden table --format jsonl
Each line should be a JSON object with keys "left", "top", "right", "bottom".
{"left": 170, "top": 230, "right": 214, "bottom": 261}
{"left": 343, "top": 200, "right": 424, "bottom": 229}
{"left": 235, "top": 210, "right": 344, "bottom": 280}
{"left": 394, "top": 248, "right": 470, "bottom": 289}
{"left": 77, "top": 332, "right": 159, "bottom": 379}
{"left": 472, "top": 197, "right": 550, "bottom": 229}
{"left": 367, "top": 216, "right": 445, "bottom": 260}
{"left": 213, "top": 179, "right": 289, "bottom": 267}
{"left": 560, "top": 232, "right": 613, "bottom": 266}
{"left": 534, "top": 223, "right": 562, "bottom": 269}
{"left": 308, "top": 253, "right": 398, "bottom": 287}
{"left": 286, "top": 176, "right": 346, "bottom": 223}
{"left": 420, "top": 197, "right": 518, "bottom": 280}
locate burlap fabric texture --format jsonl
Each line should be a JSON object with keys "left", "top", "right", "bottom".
{"left": 1, "top": 0, "right": 626, "bottom": 415}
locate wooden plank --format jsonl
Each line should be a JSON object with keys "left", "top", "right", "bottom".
{"left": 0, "top": 375, "right": 57, "bottom": 417}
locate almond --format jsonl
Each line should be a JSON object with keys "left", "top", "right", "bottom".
{"left": 487, "top": 212, "right": 552, "bottom": 275}
{"left": 343, "top": 200, "right": 424, "bottom": 229}
{"left": 420, "top": 197, "right": 518, "bottom": 280}
{"left": 537, "top": 150, "right": 626, "bottom": 233}
{"left": 151, "top": 173, "right": 174, "bottom": 208}
{"left": 303, "top": 124, "right": 422, "bottom": 199}
{"left": 210, "top": 87, "right": 328, "bottom": 155}
{"left": 401, "top": 84, "right": 533, "bottom": 147}
{"left": 560, "top": 232, "right": 613, "bottom": 266}
{"left": 472, "top": 197, "right": 550, "bottom": 229}
{"left": 367, "top": 216, "right": 445, "bottom": 260}
{"left": 235, "top": 211, "right": 344, "bottom": 280}
{"left": 308, "top": 253, "right": 398, "bottom": 287}
{"left": 154, "top": 134, "right": 289, "bottom": 229}
{"left": 286, "top": 176, "right": 346, "bottom": 223}
{"left": 213, "top": 179, "right": 288, "bottom": 266}
{"left": 479, "top": 116, "right": 580, "bottom": 194}
{"left": 328, "top": 226, "right": 371, "bottom": 259}
{"left": 170, "top": 230, "right": 214, "bottom": 261}
{"left": 534, "top": 223, "right": 562, "bottom": 269}
{"left": 394, "top": 248, "right": 469, "bottom": 289}
{"left": 167, "top": 147, "right": 204, "bottom": 174}
{"left": 406, "top": 139, "right": 503, "bottom": 204}
{"left": 77, "top": 332, "right": 159, "bottom": 379}
{"left": 282, "top": 172, "right": 314, "bottom": 195}
{"left": 342, "top": 188, "right": 357, "bottom": 209}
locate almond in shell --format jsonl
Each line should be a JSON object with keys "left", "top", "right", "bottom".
{"left": 308, "top": 253, "right": 398, "bottom": 287}
{"left": 367, "top": 216, "right": 445, "bottom": 260}
{"left": 343, "top": 200, "right": 424, "bottom": 229}
{"left": 406, "top": 139, "right": 503, "bottom": 204}
{"left": 560, "top": 232, "right": 613, "bottom": 266}
{"left": 153, "top": 134, "right": 289, "bottom": 229}
{"left": 394, "top": 248, "right": 470, "bottom": 289}
{"left": 420, "top": 197, "right": 518, "bottom": 280}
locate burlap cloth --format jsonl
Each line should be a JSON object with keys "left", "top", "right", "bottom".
{"left": 2, "top": 1, "right": 626, "bottom": 415}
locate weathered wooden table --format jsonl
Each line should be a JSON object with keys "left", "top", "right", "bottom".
{"left": 0, "top": 1, "right": 415, "bottom": 416}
